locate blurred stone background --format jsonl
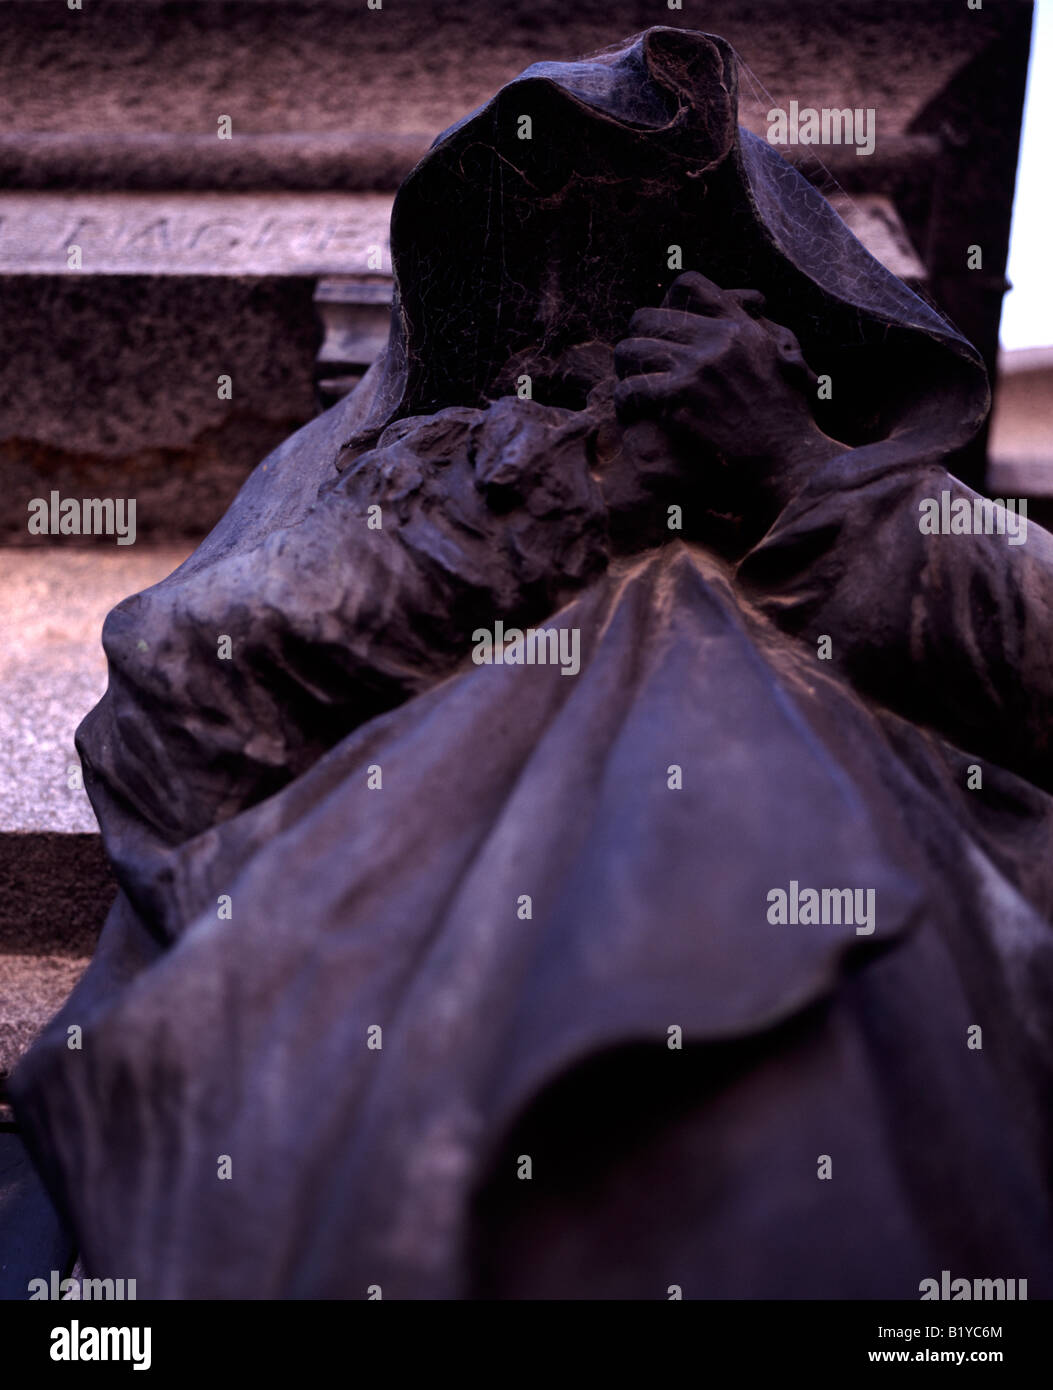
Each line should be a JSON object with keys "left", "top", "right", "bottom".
{"left": 0, "top": 0, "right": 1043, "bottom": 1135}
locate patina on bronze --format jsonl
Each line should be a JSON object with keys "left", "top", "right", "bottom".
{"left": 12, "top": 29, "right": 1053, "bottom": 1299}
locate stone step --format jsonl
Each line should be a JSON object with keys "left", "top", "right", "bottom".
{"left": 0, "top": 547, "right": 190, "bottom": 1089}
{"left": 0, "top": 190, "right": 397, "bottom": 545}
{"left": 0, "top": 192, "right": 396, "bottom": 498}
{"left": 0, "top": 265, "right": 332, "bottom": 545}
{"left": 0, "top": 132, "right": 429, "bottom": 194}
{"left": 0, "top": 547, "right": 192, "bottom": 834}
{"left": 0, "top": 949, "right": 97, "bottom": 1096}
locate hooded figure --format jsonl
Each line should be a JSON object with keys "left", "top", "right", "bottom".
{"left": 11, "top": 28, "right": 1053, "bottom": 1299}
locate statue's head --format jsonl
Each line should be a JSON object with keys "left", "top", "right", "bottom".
{"left": 387, "top": 28, "right": 739, "bottom": 400}
{"left": 353, "top": 27, "right": 987, "bottom": 461}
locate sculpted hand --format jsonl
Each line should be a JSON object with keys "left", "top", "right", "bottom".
{"left": 613, "top": 272, "right": 844, "bottom": 511}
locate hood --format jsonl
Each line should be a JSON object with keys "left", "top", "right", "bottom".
{"left": 349, "top": 25, "right": 989, "bottom": 457}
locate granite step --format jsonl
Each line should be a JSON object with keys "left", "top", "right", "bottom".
{"left": 0, "top": 547, "right": 190, "bottom": 1096}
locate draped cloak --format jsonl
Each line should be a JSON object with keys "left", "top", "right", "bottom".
{"left": 11, "top": 27, "right": 1053, "bottom": 1299}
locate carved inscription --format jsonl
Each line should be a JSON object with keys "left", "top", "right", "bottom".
{"left": 0, "top": 193, "right": 394, "bottom": 275}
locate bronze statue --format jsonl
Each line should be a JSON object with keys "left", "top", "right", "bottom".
{"left": 13, "top": 28, "right": 1053, "bottom": 1299}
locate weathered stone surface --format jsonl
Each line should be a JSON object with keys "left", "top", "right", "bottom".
{"left": 0, "top": 549, "right": 181, "bottom": 1087}
{"left": 0, "top": 276, "right": 322, "bottom": 542}
{"left": 0, "top": 550, "right": 182, "bottom": 1099}
{"left": 0, "top": 835, "right": 113, "bottom": 947}
{"left": 0, "top": 193, "right": 392, "bottom": 276}
{"left": 0, "top": 954, "right": 94, "bottom": 1086}
{"left": 0, "top": 0, "right": 1006, "bottom": 143}
{"left": 0, "top": 132, "right": 429, "bottom": 193}
{"left": 0, "top": 196, "right": 390, "bottom": 542}
{"left": 0, "top": 549, "right": 191, "bottom": 830}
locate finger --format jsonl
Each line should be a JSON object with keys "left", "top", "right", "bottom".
{"left": 626, "top": 307, "right": 715, "bottom": 343}
{"left": 623, "top": 313, "right": 739, "bottom": 360}
{"left": 613, "top": 337, "right": 681, "bottom": 379}
{"left": 662, "top": 270, "right": 741, "bottom": 318}
{"left": 613, "top": 372, "right": 679, "bottom": 420}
